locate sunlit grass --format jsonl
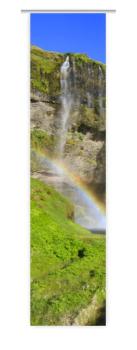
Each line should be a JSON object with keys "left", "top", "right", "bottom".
{"left": 31, "top": 178, "right": 105, "bottom": 325}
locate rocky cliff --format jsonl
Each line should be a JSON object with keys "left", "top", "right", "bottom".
{"left": 30, "top": 46, "right": 106, "bottom": 197}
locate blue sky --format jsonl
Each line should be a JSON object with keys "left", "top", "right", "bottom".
{"left": 31, "top": 13, "right": 106, "bottom": 63}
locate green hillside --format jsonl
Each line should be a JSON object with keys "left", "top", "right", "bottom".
{"left": 31, "top": 178, "right": 106, "bottom": 325}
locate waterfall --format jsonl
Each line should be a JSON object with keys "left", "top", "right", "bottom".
{"left": 58, "top": 56, "right": 72, "bottom": 156}
{"left": 47, "top": 57, "right": 106, "bottom": 232}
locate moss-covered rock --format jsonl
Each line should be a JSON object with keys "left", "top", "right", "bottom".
{"left": 31, "top": 46, "right": 64, "bottom": 95}
{"left": 31, "top": 45, "right": 106, "bottom": 105}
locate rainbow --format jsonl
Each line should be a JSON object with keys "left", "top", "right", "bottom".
{"left": 32, "top": 148, "right": 106, "bottom": 230}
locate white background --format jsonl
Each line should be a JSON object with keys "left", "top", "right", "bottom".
{"left": 0, "top": 1, "right": 137, "bottom": 349}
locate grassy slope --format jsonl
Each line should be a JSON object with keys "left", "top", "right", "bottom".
{"left": 31, "top": 178, "right": 105, "bottom": 325}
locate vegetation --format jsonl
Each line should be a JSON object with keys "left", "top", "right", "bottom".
{"left": 31, "top": 129, "right": 55, "bottom": 153}
{"left": 70, "top": 52, "right": 105, "bottom": 68}
{"left": 78, "top": 105, "right": 105, "bottom": 132}
{"left": 31, "top": 178, "right": 106, "bottom": 325}
{"left": 31, "top": 46, "right": 63, "bottom": 95}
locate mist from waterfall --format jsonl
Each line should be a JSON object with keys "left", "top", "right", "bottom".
{"left": 32, "top": 150, "right": 106, "bottom": 231}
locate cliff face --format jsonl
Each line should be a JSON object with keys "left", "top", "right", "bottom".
{"left": 31, "top": 46, "right": 106, "bottom": 195}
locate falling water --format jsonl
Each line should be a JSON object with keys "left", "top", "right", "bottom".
{"left": 58, "top": 56, "right": 72, "bottom": 156}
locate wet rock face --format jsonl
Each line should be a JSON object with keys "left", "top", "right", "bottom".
{"left": 30, "top": 46, "right": 106, "bottom": 193}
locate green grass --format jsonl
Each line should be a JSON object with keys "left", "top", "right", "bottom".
{"left": 31, "top": 178, "right": 106, "bottom": 325}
